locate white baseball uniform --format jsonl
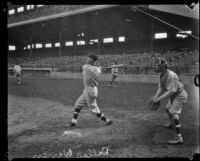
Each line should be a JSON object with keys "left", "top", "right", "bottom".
{"left": 75, "top": 64, "right": 102, "bottom": 114}
{"left": 159, "top": 69, "right": 187, "bottom": 114}
{"left": 111, "top": 65, "right": 119, "bottom": 76}
{"left": 13, "top": 65, "right": 22, "bottom": 77}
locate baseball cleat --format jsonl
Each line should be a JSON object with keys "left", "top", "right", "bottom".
{"left": 168, "top": 136, "right": 183, "bottom": 145}
{"left": 70, "top": 122, "right": 76, "bottom": 127}
{"left": 106, "top": 120, "right": 113, "bottom": 126}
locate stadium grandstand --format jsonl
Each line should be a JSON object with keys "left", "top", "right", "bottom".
{"left": 8, "top": 4, "right": 199, "bottom": 75}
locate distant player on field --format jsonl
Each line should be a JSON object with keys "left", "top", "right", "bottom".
{"left": 70, "top": 54, "right": 113, "bottom": 127}
{"left": 13, "top": 62, "right": 22, "bottom": 85}
{"left": 151, "top": 58, "right": 187, "bottom": 144}
{"left": 107, "top": 61, "right": 124, "bottom": 87}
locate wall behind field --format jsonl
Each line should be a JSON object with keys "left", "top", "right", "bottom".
{"left": 8, "top": 67, "right": 195, "bottom": 85}
{"left": 50, "top": 72, "right": 194, "bottom": 85}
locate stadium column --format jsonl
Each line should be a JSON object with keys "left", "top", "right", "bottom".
{"left": 149, "top": 19, "right": 154, "bottom": 53}
{"left": 98, "top": 33, "right": 101, "bottom": 55}
{"left": 30, "top": 34, "right": 32, "bottom": 57}
{"left": 59, "top": 31, "right": 62, "bottom": 57}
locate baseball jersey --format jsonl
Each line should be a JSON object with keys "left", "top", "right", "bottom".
{"left": 14, "top": 65, "right": 22, "bottom": 73}
{"left": 82, "top": 64, "right": 101, "bottom": 88}
{"left": 159, "top": 69, "right": 184, "bottom": 102}
{"left": 111, "top": 65, "right": 119, "bottom": 75}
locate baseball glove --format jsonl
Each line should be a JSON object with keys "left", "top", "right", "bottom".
{"left": 147, "top": 98, "right": 161, "bottom": 111}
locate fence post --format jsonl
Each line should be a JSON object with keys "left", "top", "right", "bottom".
{"left": 137, "top": 66, "right": 139, "bottom": 74}
{"left": 145, "top": 66, "right": 148, "bottom": 74}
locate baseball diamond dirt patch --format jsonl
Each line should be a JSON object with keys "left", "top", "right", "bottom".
{"left": 8, "top": 77, "right": 199, "bottom": 159}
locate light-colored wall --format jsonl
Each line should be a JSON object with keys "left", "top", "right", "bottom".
{"left": 50, "top": 72, "right": 194, "bottom": 85}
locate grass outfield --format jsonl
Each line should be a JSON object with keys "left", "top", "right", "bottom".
{"left": 8, "top": 77, "right": 199, "bottom": 158}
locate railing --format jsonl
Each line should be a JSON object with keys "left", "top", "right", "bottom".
{"left": 9, "top": 64, "right": 197, "bottom": 76}
{"left": 8, "top": 67, "right": 52, "bottom": 77}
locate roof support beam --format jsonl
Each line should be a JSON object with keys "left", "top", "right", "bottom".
{"left": 8, "top": 5, "right": 118, "bottom": 28}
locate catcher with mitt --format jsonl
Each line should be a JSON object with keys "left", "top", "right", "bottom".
{"left": 150, "top": 58, "right": 187, "bottom": 145}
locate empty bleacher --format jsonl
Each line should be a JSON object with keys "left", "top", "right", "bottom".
{"left": 8, "top": 49, "right": 199, "bottom": 75}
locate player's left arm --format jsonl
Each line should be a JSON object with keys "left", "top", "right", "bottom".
{"left": 155, "top": 74, "right": 178, "bottom": 102}
{"left": 104, "top": 64, "right": 124, "bottom": 69}
{"left": 155, "top": 91, "right": 174, "bottom": 102}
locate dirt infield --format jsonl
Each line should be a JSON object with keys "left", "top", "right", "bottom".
{"left": 8, "top": 77, "right": 199, "bottom": 159}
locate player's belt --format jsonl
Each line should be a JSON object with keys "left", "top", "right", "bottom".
{"left": 91, "top": 84, "right": 97, "bottom": 87}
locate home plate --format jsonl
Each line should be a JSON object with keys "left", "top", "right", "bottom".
{"left": 62, "top": 131, "right": 82, "bottom": 137}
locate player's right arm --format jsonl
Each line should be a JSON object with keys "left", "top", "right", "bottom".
{"left": 154, "top": 77, "right": 163, "bottom": 98}
{"left": 154, "top": 86, "right": 162, "bottom": 98}
{"left": 104, "top": 64, "right": 123, "bottom": 69}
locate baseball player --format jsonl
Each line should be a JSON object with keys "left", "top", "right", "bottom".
{"left": 107, "top": 61, "right": 124, "bottom": 87}
{"left": 70, "top": 54, "right": 113, "bottom": 127}
{"left": 152, "top": 58, "right": 187, "bottom": 144}
{"left": 13, "top": 62, "right": 22, "bottom": 85}
{"left": 109, "top": 61, "right": 119, "bottom": 87}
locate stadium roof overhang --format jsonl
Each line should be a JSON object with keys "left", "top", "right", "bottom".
{"left": 148, "top": 4, "right": 199, "bottom": 20}
{"left": 8, "top": 5, "right": 199, "bottom": 47}
{"left": 7, "top": 5, "right": 118, "bottom": 28}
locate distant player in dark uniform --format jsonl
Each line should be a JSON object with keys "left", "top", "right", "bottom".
{"left": 109, "top": 61, "right": 119, "bottom": 87}
{"left": 152, "top": 58, "right": 187, "bottom": 144}
{"left": 107, "top": 61, "right": 124, "bottom": 87}
{"left": 13, "top": 62, "right": 22, "bottom": 85}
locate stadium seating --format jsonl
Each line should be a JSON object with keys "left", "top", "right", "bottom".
{"left": 8, "top": 50, "right": 199, "bottom": 75}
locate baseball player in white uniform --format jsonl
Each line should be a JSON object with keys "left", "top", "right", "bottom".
{"left": 70, "top": 54, "right": 113, "bottom": 127}
{"left": 13, "top": 62, "right": 22, "bottom": 85}
{"left": 152, "top": 58, "right": 187, "bottom": 144}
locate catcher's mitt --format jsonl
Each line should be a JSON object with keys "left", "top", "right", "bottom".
{"left": 147, "top": 98, "right": 160, "bottom": 111}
